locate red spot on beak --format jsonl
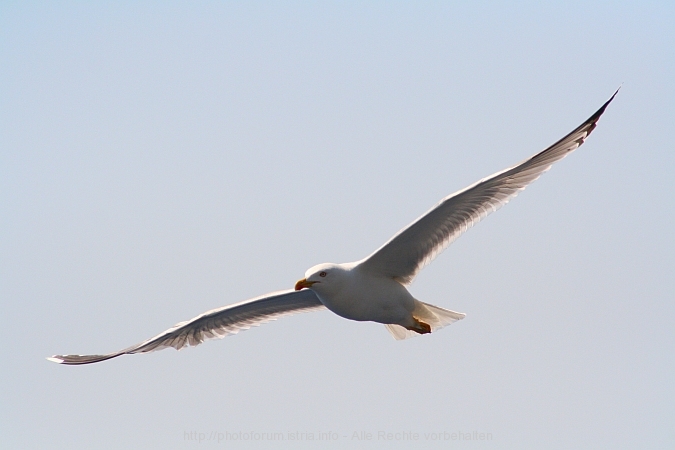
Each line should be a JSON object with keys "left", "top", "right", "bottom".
{"left": 294, "top": 278, "right": 316, "bottom": 290}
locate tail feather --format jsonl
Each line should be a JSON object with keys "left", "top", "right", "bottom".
{"left": 385, "top": 301, "right": 465, "bottom": 340}
{"left": 384, "top": 324, "right": 416, "bottom": 340}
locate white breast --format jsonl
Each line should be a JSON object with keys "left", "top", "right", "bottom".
{"left": 312, "top": 265, "right": 416, "bottom": 324}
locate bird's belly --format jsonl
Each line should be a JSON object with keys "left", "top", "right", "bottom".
{"left": 316, "top": 285, "right": 415, "bottom": 324}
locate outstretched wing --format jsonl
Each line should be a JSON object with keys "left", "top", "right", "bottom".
{"left": 48, "top": 289, "right": 325, "bottom": 365}
{"left": 360, "top": 90, "right": 618, "bottom": 284}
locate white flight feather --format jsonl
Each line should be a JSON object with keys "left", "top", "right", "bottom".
{"left": 49, "top": 289, "right": 325, "bottom": 365}
{"left": 360, "top": 90, "right": 617, "bottom": 285}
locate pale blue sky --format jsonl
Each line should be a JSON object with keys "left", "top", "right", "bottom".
{"left": 1, "top": 2, "right": 674, "bottom": 449}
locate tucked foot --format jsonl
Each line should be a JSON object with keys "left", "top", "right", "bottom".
{"left": 405, "top": 318, "right": 432, "bottom": 335}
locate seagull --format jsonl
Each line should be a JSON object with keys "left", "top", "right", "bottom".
{"left": 48, "top": 90, "right": 618, "bottom": 365}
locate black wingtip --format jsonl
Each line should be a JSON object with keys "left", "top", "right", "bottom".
{"left": 594, "top": 86, "right": 620, "bottom": 120}
{"left": 577, "top": 87, "right": 620, "bottom": 139}
{"left": 47, "top": 353, "right": 123, "bottom": 365}
{"left": 606, "top": 85, "right": 621, "bottom": 107}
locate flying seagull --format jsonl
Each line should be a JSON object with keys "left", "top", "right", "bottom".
{"left": 48, "top": 90, "right": 618, "bottom": 365}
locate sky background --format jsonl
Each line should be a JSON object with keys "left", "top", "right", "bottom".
{"left": 1, "top": 2, "right": 674, "bottom": 449}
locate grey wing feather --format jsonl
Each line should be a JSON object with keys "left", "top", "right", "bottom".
{"left": 360, "top": 90, "right": 618, "bottom": 284}
{"left": 48, "top": 289, "right": 326, "bottom": 365}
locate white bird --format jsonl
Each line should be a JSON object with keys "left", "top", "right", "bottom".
{"left": 48, "top": 90, "right": 617, "bottom": 365}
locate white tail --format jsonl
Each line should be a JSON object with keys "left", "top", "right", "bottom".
{"left": 385, "top": 301, "right": 465, "bottom": 340}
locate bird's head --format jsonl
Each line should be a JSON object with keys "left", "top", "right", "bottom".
{"left": 294, "top": 263, "right": 344, "bottom": 293}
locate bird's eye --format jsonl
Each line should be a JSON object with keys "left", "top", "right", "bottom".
{"left": 319, "top": 271, "right": 327, "bottom": 277}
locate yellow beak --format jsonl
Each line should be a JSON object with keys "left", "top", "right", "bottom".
{"left": 294, "top": 278, "right": 317, "bottom": 291}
